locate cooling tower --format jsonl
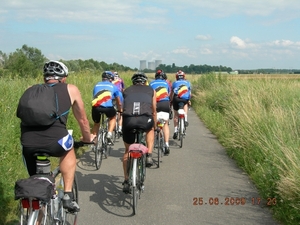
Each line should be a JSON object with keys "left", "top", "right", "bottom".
{"left": 140, "top": 60, "right": 147, "bottom": 70}
{"left": 155, "top": 60, "right": 162, "bottom": 68}
{"left": 148, "top": 62, "right": 155, "bottom": 70}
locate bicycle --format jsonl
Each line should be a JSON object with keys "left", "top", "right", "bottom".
{"left": 15, "top": 140, "right": 93, "bottom": 225}
{"left": 154, "top": 117, "right": 166, "bottom": 168}
{"left": 93, "top": 112, "right": 110, "bottom": 170}
{"left": 177, "top": 102, "right": 186, "bottom": 148}
{"left": 126, "top": 129, "right": 148, "bottom": 215}
{"left": 113, "top": 112, "right": 122, "bottom": 141}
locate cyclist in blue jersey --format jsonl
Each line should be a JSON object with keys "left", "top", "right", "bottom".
{"left": 91, "top": 71, "right": 122, "bottom": 144}
{"left": 149, "top": 69, "right": 171, "bottom": 155}
{"left": 170, "top": 70, "right": 192, "bottom": 139}
{"left": 112, "top": 72, "right": 124, "bottom": 134}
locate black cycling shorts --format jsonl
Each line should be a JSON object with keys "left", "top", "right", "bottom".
{"left": 157, "top": 101, "right": 170, "bottom": 113}
{"left": 92, "top": 106, "right": 116, "bottom": 123}
{"left": 122, "top": 115, "right": 154, "bottom": 144}
{"left": 172, "top": 96, "right": 189, "bottom": 111}
{"left": 22, "top": 142, "right": 67, "bottom": 176}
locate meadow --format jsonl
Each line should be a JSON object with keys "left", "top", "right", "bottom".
{"left": 1, "top": 71, "right": 300, "bottom": 225}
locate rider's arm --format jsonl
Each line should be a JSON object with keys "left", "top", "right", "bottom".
{"left": 68, "top": 84, "right": 92, "bottom": 142}
{"left": 116, "top": 96, "right": 123, "bottom": 113}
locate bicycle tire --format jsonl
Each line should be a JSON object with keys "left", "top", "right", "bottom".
{"left": 63, "top": 174, "right": 79, "bottom": 225}
{"left": 95, "top": 130, "right": 103, "bottom": 170}
{"left": 132, "top": 159, "right": 140, "bottom": 215}
{"left": 157, "top": 131, "right": 161, "bottom": 168}
{"left": 160, "top": 130, "right": 165, "bottom": 158}
{"left": 179, "top": 118, "right": 184, "bottom": 148}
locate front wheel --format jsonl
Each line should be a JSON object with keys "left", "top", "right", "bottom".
{"left": 95, "top": 131, "right": 104, "bottom": 170}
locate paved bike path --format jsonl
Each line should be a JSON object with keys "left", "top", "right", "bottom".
{"left": 75, "top": 108, "right": 281, "bottom": 225}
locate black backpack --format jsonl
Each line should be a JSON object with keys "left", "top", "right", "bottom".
{"left": 17, "top": 83, "right": 69, "bottom": 127}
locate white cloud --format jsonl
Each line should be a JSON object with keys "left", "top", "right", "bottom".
{"left": 195, "top": 35, "right": 212, "bottom": 41}
{"left": 230, "top": 36, "right": 247, "bottom": 49}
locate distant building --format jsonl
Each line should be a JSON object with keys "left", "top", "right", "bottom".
{"left": 148, "top": 62, "right": 155, "bottom": 70}
{"left": 140, "top": 60, "right": 147, "bottom": 70}
{"left": 155, "top": 60, "right": 162, "bottom": 68}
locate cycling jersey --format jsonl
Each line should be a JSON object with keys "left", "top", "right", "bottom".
{"left": 123, "top": 85, "right": 153, "bottom": 117}
{"left": 112, "top": 77, "right": 125, "bottom": 92}
{"left": 172, "top": 79, "right": 191, "bottom": 100}
{"left": 149, "top": 79, "right": 170, "bottom": 102}
{"left": 92, "top": 80, "right": 119, "bottom": 107}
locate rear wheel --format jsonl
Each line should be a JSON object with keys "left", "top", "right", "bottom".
{"left": 157, "top": 131, "right": 161, "bottom": 168}
{"left": 132, "top": 161, "right": 140, "bottom": 215}
{"left": 179, "top": 118, "right": 184, "bottom": 148}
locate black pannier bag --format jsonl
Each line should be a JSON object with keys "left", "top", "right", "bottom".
{"left": 15, "top": 175, "right": 55, "bottom": 202}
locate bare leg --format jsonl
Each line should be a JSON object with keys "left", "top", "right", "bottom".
{"left": 108, "top": 116, "right": 116, "bottom": 133}
{"left": 60, "top": 149, "right": 76, "bottom": 192}
{"left": 123, "top": 142, "right": 130, "bottom": 180}
{"left": 146, "top": 128, "right": 154, "bottom": 154}
{"left": 163, "top": 121, "right": 170, "bottom": 143}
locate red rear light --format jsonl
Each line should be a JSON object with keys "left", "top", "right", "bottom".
{"left": 21, "top": 199, "right": 30, "bottom": 208}
{"left": 178, "top": 114, "right": 185, "bottom": 118}
{"left": 32, "top": 200, "right": 40, "bottom": 210}
{"left": 130, "top": 151, "right": 143, "bottom": 158}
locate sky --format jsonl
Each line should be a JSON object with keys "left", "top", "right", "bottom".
{"left": 0, "top": 0, "right": 300, "bottom": 70}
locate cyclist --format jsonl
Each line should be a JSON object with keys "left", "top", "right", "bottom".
{"left": 149, "top": 69, "right": 171, "bottom": 155}
{"left": 91, "top": 71, "right": 122, "bottom": 144}
{"left": 112, "top": 71, "right": 125, "bottom": 134}
{"left": 20, "top": 60, "right": 95, "bottom": 212}
{"left": 161, "top": 70, "right": 173, "bottom": 120}
{"left": 122, "top": 72, "right": 157, "bottom": 192}
{"left": 170, "top": 70, "right": 192, "bottom": 139}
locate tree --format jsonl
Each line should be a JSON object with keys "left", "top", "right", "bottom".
{"left": 4, "top": 45, "right": 46, "bottom": 77}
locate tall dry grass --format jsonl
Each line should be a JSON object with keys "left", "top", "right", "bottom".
{"left": 192, "top": 73, "right": 300, "bottom": 224}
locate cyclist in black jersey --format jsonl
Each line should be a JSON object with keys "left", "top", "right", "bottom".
{"left": 121, "top": 72, "right": 157, "bottom": 192}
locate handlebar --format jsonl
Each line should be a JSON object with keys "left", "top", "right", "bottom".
{"left": 74, "top": 141, "right": 95, "bottom": 149}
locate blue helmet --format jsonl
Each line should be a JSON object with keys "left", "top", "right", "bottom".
{"left": 102, "top": 71, "right": 114, "bottom": 80}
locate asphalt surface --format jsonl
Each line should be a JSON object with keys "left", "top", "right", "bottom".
{"left": 75, "top": 108, "right": 282, "bottom": 225}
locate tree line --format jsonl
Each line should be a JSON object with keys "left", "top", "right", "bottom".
{"left": 3, "top": 44, "right": 293, "bottom": 77}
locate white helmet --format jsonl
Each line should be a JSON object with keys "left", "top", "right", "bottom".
{"left": 43, "top": 60, "right": 68, "bottom": 77}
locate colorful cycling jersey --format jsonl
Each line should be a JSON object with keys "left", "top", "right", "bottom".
{"left": 112, "top": 77, "right": 125, "bottom": 92}
{"left": 172, "top": 80, "right": 191, "bottom": 100}
{"left": 92, "top": 80, "right": 119, "bottom": 107}
{"left": 149, "top": 79, "right": 171, "bottom": 102}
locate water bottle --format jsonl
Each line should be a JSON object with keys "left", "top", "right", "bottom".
{"left": 53, "top": 191, "right": 59, "bottom": 216}
{"left": 56, "top": 183, "right": 64, "bottom": 200}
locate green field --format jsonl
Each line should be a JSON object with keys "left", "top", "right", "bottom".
{"left": 1, "top": 72, "right": 300, "bottom": 225}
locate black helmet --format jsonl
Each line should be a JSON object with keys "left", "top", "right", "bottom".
{"left": 131, "top": 72, "right": 148, "bottom": 84}
{"left": 102, "top": 71, "right": 114, "bottom": 80}
{"left": 43, "top": 60, "right": 68, "bottom": 77}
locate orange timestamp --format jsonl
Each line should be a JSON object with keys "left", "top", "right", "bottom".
{"left": 193, "top": 197, "right": 277, "bottom": 206}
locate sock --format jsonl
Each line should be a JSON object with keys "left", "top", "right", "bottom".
{"left": 174, "top": 126, "right": 178, "bottom": 132}
{"left": 165, "top": 142, "right": 169, "bottom": 147}
{"left": 107, "top": 132, "right": 112, "bottom": 136}
{"left": 64, "top": 192, "right": 74, "bottom": 200}
{"left": 185, "top": 114, "right": 188, "bottom": 122}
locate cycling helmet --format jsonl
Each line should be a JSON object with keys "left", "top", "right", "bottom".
{"left": 43, "top": 60, "right": 68, "bottom": 77}
{"left": 176, "top": 70, "right": 185, "bottom": 80}
{"left": 131, "top": 72, "right": 148, "bottom": 85}
{"left": 114, "top": 71, "right": 119, "bottom": 78}
{"left": 155, "top": 69, "right": 165, "bottom": 80}
{"left": 102, "top": 71, "right": 114, "bottom": 80}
